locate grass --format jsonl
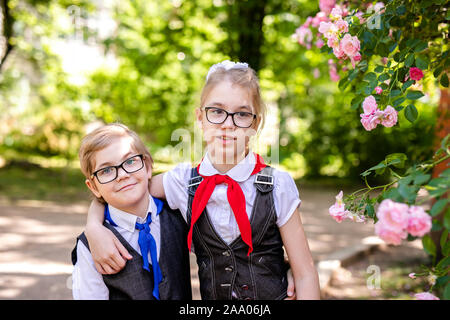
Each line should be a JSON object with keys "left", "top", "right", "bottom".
{"left": 0, "top": 161, "right": 90, "bottom": 203}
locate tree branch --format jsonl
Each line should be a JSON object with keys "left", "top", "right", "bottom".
{"left": 0, "top": 0, "right": 14, "bottom": 72}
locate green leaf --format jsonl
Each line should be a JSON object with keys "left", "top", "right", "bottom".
{"left": 385, "top": 153, "right": 407, "bottom": 168}
{"left": 405, "top": 53, "right": 415, "bottom": 67}
{"left": 402, "top": 80, "right": 414, "bottom": 92}
{"left": 378, "top": 73, "right": 390, "bottom": 82}
{"left": 444, "top": 208, "right": 450, "bottom": 230}
{"left": 364, "top": 72, "right": 377, "bottom": 83}
{"left": 389, "top": 89, "right": 401, "bottom": 98}
{"left": 430, "top": 199, "right": 449, "bottom": 216}
{"left": 413, "top": 173, "right": 430, "bottom": 185}
{"left": 415, "top": 56, "right": 429, "bottom": 70}
{"left": 406, "top": 91, "right": 424, "bottom": 100}
{"left": 441, "top": 73, "right": 449, "bottom": 88}
{"left": 444, "top": 282, "right": 450, "bottom": 300}
{"left": 422, "top": 234, "right": 437, "bottom": 257}
{"left": 393, "top": 97, "right": 405, "bottom": 106}
{"left": 404, "top": 104, "right": 418, "bottom": 123}
{"left": 414, "top": 41, "right": 428, "bottom": 53}
{"left": 434, "top": 66, "right": 443, "bottom": 78}
{"left": 440, "top": 229, "right": 449, "bottom": 251}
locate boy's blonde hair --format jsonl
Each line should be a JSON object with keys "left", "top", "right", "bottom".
{"left": 79, "top": 123, "right": 153, "bottom": 202}
{"left": 200, "top": 66, "right": 266, "bottom": 133}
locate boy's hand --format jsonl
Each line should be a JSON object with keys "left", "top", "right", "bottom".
{"left": 284, "top": 268, "right": 297, "bottom": 300}
{"left": 86, "top": 224, "right": 132, "bottom": 274}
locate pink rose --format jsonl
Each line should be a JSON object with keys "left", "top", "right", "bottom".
{"left": 335, "top": 19, "right": 348, "bottom": 33}
{"left": 407, "top": 206, "right": 432, "bottom": 237}
{"left": 362, "top": 95, "right": 378, "bottom": 114}
{"left": 327, "top": 34, "right": 339, "bottom": 48}
{"left": 375, "top": 86, "right": 383, "bottom": 94}
{"left": 315, "top": 38, "right": 325, "bottom": 48}
{"left": 375, "top": 221, "right": 407, "bottom": 245}
{"left": 329, "top": 191, "right": 350, "bottom": 222}
{"left": 360, "top": 113, "right": 381, "bottom": 131}
{"left": 381, "top": 105, "right": 398, "bottom": 128}
{"left": 295, "top": 26, "right": 313, "bottom": 48}
{"left": 350, "top": 52, "right": 361, "bottom": 68}
{"left": 409, "top": 67, "right": 424, "bottom": 81}
{"left": 328, "top": 63, "right": 340, "bottom": 82}
{"left": 408, "top": 273, "right": 416, "bottom": 279}
{"left": 340, "top": 33, "right": 360, "bottom": 58}
{"left": 414, "top": 292, "right": 440, "bottom": 300}
{"left": 360, "top": 95, "right": 384, "bottom": 131}
{"left": 319, "top": 21, "right": 338, "bottom": 39}
{"left": 376, "top": 199, "right": 410, "bottom": 233}
{"left": 319, "top": 0, "right": 336, "bottom": 15}
{"left": 333, "top": 44, "right": 346, "bottom": 59}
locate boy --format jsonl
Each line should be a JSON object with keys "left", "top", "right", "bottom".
{"left": 71, "top": 123, "right": 191, "bottom": 300}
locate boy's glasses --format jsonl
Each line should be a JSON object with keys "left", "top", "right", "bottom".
{"left": 204, "top": 107, "right": 256, "bottom": 128}
{"left": 91, "top": 154, "right": 145, "bottom": 184}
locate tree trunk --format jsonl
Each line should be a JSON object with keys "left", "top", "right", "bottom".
{"left": 430, "top": 87, "right": 450, "bottom": 260}
{"left": 225, "top": 1, "right": 266, "bottom": 72}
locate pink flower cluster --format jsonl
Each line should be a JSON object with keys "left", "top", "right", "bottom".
{"left": 318, "top": 6, "right": 361, "bottom": 68}
{"left": 374, "top": 199, "right": 432, "bottom": 245}
{"left": 414, "top": 292, "right": 440, "bottom": 300}
{"left": 360, "top": 95, "right": 398, "bottom": 131}
{"left": 329, "top": 191, "right": 365, "bottom": 223}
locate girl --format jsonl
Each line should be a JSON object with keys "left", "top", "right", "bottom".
{"left": 85, "top": 60, "right": 320, "bottom": 300}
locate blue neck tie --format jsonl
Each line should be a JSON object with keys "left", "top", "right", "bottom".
{"left": 135, "top": 214, "right": 163, "bottom": 300}
{"left": 104, "top": 197, "right": 164, "bottom": 300}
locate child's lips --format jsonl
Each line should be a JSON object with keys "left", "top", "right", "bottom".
{"left": 118, "top": 183, "right": 137, "bottom": 191}
{"left": 217, "top": 136, "right": 237, "bottom": 144}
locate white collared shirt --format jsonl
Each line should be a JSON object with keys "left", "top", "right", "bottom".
{"left": 163, "top": 152, "right": 301, "bottom": 244}
{"left": 72, "top": 195, "right": 160, "bottom": 300}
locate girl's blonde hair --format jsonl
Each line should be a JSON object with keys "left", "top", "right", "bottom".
{"left": 200, "top": 65, "right": 266, "bottom": 133}
{"left": 79, "top": 123, "right": 153, "bottom": 182}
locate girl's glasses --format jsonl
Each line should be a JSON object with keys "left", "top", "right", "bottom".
{"left": 204, "top": 107, "right": 256, "bottom": 128}
{"left": 91, "top": 154, "right": 144, "bottom": 184}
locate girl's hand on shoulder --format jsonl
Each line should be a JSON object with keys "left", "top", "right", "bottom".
{"left": 86, "top": 223, "right": 132, "bottom": 274}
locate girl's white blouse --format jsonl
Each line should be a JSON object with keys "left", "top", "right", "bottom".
{"left": 162, "top": 152, "right": 301, "bottom": 244}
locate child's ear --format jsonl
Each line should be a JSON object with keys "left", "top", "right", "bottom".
{"left": 85, "top": 178, "right": 102, "bottom": 198}
{"left": 195, "top": 107, "right": 203, "bottom": 129}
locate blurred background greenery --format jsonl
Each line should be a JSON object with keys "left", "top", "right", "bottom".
{"left": 0, "top": 0, "right": 439, "bottom": 202}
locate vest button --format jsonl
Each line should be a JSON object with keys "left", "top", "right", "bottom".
{"left": 225, "top": 266, "right": 234, "bottom": 272}
{"left": 222, "top": 250, "right": 231, "bottom": 256}
{"left": 244, "top": 297, "right": 253, "bottom": 300}
{"left": 241, "top": 284, "right": 249, "bottom": 290}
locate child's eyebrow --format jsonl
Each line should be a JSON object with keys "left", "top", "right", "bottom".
{"left": 206, "top": 102, "right": 253, "bottom": 112}
{"left": 96, "top": 152, "right": 135, "bottom": 170}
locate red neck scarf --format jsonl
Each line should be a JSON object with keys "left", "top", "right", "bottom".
{"left": 188, "top": 153, "right": 267, "bottom": 256}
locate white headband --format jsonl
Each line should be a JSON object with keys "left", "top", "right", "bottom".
{"left": 206, "top": 60, "right": 249, "bottom": 81}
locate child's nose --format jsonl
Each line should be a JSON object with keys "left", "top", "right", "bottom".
{"left": 221, "top": 114, "right": 235, "bottom": 128}
{"left": 116, "top": 167, "right": 130, "bottom": 180}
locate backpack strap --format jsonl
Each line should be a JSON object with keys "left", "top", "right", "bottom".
{"left": 253, "top": 166, "right": 274, "bottom": 193}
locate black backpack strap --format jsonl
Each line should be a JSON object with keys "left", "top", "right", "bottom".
{"left": 253, "top": 166, "right": 274, "bottom": 193}
{"left": 71, "top": 232, "right": 89, "bottom": 265}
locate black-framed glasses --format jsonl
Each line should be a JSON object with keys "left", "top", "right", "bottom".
{"left": 91, "top": 154, "right": 145, "bottom": 184}
{"left": 204, "top": 107, "right": 256, "bottom": 128}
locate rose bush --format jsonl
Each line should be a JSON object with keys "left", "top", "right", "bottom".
{"left": 295, "top": 0, "right": 449, "bottom": 299}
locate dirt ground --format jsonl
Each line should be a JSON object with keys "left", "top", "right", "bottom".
{"left": 322, "top": 240, "right": 430, "bottom": 300}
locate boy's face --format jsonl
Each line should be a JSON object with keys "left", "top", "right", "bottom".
{"left": 85, "top": 136, "right": 152, "bottom": 214}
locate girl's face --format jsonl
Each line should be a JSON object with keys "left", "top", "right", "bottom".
{"left": 85, "top": 136, "right": 152, "bottom": 216}
{"left": 196, "top": 80, "right": 257, "bottom": 165}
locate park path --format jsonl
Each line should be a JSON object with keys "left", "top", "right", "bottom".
{"left": 0, "top": 187, "right": 376, "bottom": 299}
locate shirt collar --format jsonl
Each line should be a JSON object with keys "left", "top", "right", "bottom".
{"left": 198, "top": 151, "right": 256, "bottom": 182}
{"left": 108, "top": 195, "right": 156, "bottom": 233}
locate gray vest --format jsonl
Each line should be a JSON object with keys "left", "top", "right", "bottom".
{"left": 187, "top": 166, "right": 288, "bottom": 300}
{"left": 72, "top": 201, "right": 192, "bottom": 300}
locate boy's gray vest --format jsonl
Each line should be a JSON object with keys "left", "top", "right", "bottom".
{"left": 71, "top": 202, "right": 192, "bottom": 300}
{"left": 187, "top": 166, "right": 288, "bottom": 300}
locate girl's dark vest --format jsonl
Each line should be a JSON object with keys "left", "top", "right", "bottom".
{"left": 71, "top": 201, "right": 192, "bottom": 300}
{"left": 187, "top": 166, "right": 288, "bottom": 300}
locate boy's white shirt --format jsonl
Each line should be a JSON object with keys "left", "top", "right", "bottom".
{"left": 72, "top": 195, "right": 160, "bottom": 300}
{"left": 163, "top": 151, "right": 301, "bottom": 245}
